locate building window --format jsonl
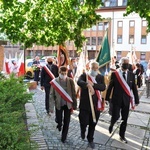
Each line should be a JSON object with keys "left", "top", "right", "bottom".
{"left": 98, "top": 22, "right": 103, "bottom": 30}
{"left": 92, "top": 25, "right": 97, "bottom": 30}
{"left": 110, "top": 0, "right": 117, "bottom": 6}
{"left": 140, "top": 52, "right": 146, "bottom": 60}
{"left": 117, "top": 35, "right": 122, "bottom": 44}
{"left": 129, "top": 21, "right": 135, "bottom": 27}
{"left": 118, "top": 21, "right": 123, "bottom": 28}
{"left": 123, "top": 0, "right": 127, "bottom": 6}
{"left": 104, "top": 22, "right": 108, "bottom": 30}
{"left": 141, "top": 35, "right": 147, "bottom": 44}
{"left": 97, "top": 37, "right": 103, "bottom": 45}
{"left": 91, "top": 37, "right": 96, "bottom": 45}
{"left": 142, "top": 20, "right": 147, "bottom": 27}
{"left": 117, "top": 51, "right": 122, "bottom": 60}
{"left": 129, "top": 35, "right": 134, "bottom": 44}
{"left": 86, "top": 37, "right": 90, "bottom": 45}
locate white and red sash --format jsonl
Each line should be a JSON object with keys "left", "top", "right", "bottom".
{"left": 50, "top": 79, "right": 73, "bottom": 104}
{"left": 43, "top": 65, "right": 55, "bottom": 79}
{"left": 88, "top": 75, "right": 104, "bottom": 111}
{"left": 114, "top": 70, "right": 135, "bottom": 109}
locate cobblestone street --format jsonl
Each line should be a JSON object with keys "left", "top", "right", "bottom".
{"left": 25, "top": 85, "right": 150, "bottom": 150}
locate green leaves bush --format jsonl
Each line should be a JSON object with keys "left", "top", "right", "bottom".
{"left": 0, "top": 74, "right": 35, "bottom": 150}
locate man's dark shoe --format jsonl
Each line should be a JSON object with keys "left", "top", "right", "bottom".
{"left": 61, "top": 136, "right": 66, "bottom": 143}
{"left": 120, "top": 136, "right": 128, "bottom": 143}
{"left": 88, "top": 141, "right": 95, "bottom": 149}
{"left": 56, "top": 125, "right": 61, "bottom": 132}
{"left": 81, "top": 132, "right": 85, "bottom": 140}
{"left": 109, "top": 125, "right": 113, "bottom": 134}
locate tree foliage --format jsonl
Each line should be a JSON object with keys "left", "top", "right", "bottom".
{"left": 125, "top": 0, "right": 150, "bottom": 32}
{"left": 0, "top": 0, "right": 103, "bottom": 49}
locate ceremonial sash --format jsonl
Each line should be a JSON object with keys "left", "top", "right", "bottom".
{"left": 43, "top": 65, "right": 55, "bottom": 79}
{"left": 88, "top": 75, "right": 104, "bottom": 111}
{"left": 50, "top": 79, "right": 73, "bottom": 104}
{"left": 114, "top": 70, "right": 135, "bottom": 109}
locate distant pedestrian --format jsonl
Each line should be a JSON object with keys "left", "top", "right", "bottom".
{"left": 40, "top": 57, "right": 59, "bottom": 115}
{"left": 32, "top": 56, "right": 41, "bottom": 85}
{"left": 11, "top": 60, "right": 18, "bottom": 76}
{"left": 49, "top": 66, "right": 77, "bottom": 143}
{"left": 77, "top": 61, "right": 106, "bottom": 149}
{"left": 106, "top": 57, "right": 139, "bottom": 144}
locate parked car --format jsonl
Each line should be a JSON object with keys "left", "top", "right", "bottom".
{"left": 25, "top": 59, "right": 47, "bottom": 79}
{"left": 25, "top": 59, "right": 34, "bottom": 78}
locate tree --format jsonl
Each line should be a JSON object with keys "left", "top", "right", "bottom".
{"left": 0, "top": 0, "right": 104, "bottom": 49}
{"left": 125, "top": 0, "right": 150, "bottom": 32}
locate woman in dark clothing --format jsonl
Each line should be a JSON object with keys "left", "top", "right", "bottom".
{"left": 134, "top": 63, "right": 142, "bottom": 88}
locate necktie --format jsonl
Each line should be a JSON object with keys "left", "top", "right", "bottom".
{"left": 123, "top": 72, "right": 126, "bottom": 81}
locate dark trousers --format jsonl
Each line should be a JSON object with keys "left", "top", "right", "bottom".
{"left": 34, "top": 70, "right": 40, "bottom": 84}
{"left": 110, "top": 102, "right": 130, "bottom": 138}
{"left": 79, "top": 109, "right": 100, "bottom": 142}
{"left": 44, "top": 86, "right": 50, "bottom": 113}
{"left": 56, "top": 105, "right": 71, "bottom": 141}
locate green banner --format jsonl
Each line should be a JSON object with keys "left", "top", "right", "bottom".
{"left": 96, "top": 30, "right": 111, "bottom": 68}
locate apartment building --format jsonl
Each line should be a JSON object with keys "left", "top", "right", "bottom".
{"left": 2, "top": 0, "right": 150, "bottom": 62}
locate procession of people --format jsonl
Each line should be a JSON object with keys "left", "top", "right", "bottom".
{"left": 32, "top": 54, "right": 150, "bottom": 149}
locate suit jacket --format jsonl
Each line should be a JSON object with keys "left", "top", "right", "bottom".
{"left": 77, "top": 73, "right": 106, "bottom": 112}
{"left": 40, "top": 64, "right": 59, "bottom": 87}
{"left": 49, "top": 77, "right": 77, "bottom": 111}
{"left": 106, "top": 70, "right": 139, "bottom": 107}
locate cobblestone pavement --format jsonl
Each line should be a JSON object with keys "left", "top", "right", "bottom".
{"left": 28, "top": 85, "right": 150, "bottom": 150}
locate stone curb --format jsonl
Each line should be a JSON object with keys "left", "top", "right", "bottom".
{"left": 25, "top": 103, "right": 48, "bottom": 150}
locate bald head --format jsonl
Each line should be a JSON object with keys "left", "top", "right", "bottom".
{"left": 47, "top": 57, "right": 53, "bottom": 65}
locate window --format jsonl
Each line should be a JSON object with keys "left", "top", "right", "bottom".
{"left": 86, "top": 37, "right": 90, "bottom": 45}
{"left": 141, "top": 35, "right": 147, "bottom": 44}
{"left": 123, "top": 0, "right": 127, "bottom": 6}
{"left": 118, "top": 21, "right": 123, "bottom": 28}
{"left": 129, "top": 35, "right": 134, "bottom": 44}
{"left": 97, "top": 37, "right": 103, "bottom": 45}
{"left": 98, "top": 22, "right": 103, "bottom": 30}
{"left": 91, "top": 37, "right": 96, "bottom": 45}
{"left": 92, "top": 25, "right": 97, "bottom": 30}
{"left": 104, "top": 22, "right": 108, "bottom": 30}
{"left": 129, "top": 21, "right": 135, "bottom": 27}
{"left": 110, "top": 0, "right": 117, "bottom": 6}
{"left": 142, "top": 20, "right": 147, "bottom": 27}
{"left": 140, "top": 52, "right": 146, "bottom": 60}
{"left": 117, "top": 51, "right": 122, "bottom": 60}
{"left": 117, "top": 35, "right": 122, "bottom": 44}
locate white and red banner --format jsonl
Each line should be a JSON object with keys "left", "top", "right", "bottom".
{"left": 50, "top": 79, "right": 73, "bottom": 104}
{"left": 114, "top": 70, "right": 135, "bottom": 109}
{"left": 18, "top": 52, "right": 25, "bottom": 77}
{"left": 43, "top": 65, "right": 55, "bottom": 80}
{"left": 88, "top": 75, "right": 104, "bottom": 111}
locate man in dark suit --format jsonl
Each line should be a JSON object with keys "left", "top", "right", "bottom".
{"left": 106, "top": 57, "right": 139, "bottom": 143}
{"left": 41, "top": 57, "right": 59, "bottom": 114}
{"left": 77, "top": 61, "right": 106, "bottom": 149}
{"left": 32, "top": 56, "right": 41, "bottom": 85}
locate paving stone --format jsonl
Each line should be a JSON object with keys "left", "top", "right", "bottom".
{"left": 128, "top": 112, "right": 149, "bottom": 127}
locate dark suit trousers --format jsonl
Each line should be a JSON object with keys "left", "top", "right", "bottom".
{"left": 56, "top": 105, "right": 71, "bottom": 140}
{"left": 79, "top": 109, "right": 100, "bottom": 142}
{"left": 44, "top": 86, "right": 50, "bottom": 113}
{"left": 110, "top": 101, "right": 130, "bottom": 138}
{"left": 34, "top": 70, "right": 40, "bottom": 82}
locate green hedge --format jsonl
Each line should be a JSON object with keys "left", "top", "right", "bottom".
{"left": 0, "top": 73, "right": 36, "bottom": 150}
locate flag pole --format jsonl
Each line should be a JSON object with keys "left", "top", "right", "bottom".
{"left": 84, "top": 43, "right": 96, "bottom": 123}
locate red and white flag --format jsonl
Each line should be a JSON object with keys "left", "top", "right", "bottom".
{"left": 18, "top": 52, "right": 25, "bottom": 77}
{"left": 3, "top": 54, "right": 10, "bottom": 74}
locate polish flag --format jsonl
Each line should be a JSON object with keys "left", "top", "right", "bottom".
{"left": 18, "top": 52, "right": 25, "bottom": 77}
{"left": 3, "top": 55, "right": 10, "bottom": 74}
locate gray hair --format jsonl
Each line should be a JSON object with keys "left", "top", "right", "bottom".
{"left": 119, "top": 57, "right": 129, "bottom": 65}
{"left": 90, "top": 61, "right": 99, "bottom": 68}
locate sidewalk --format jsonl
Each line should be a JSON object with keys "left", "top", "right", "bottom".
{"left": 27, "top": 85, "right": 150, "bottom": 150}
